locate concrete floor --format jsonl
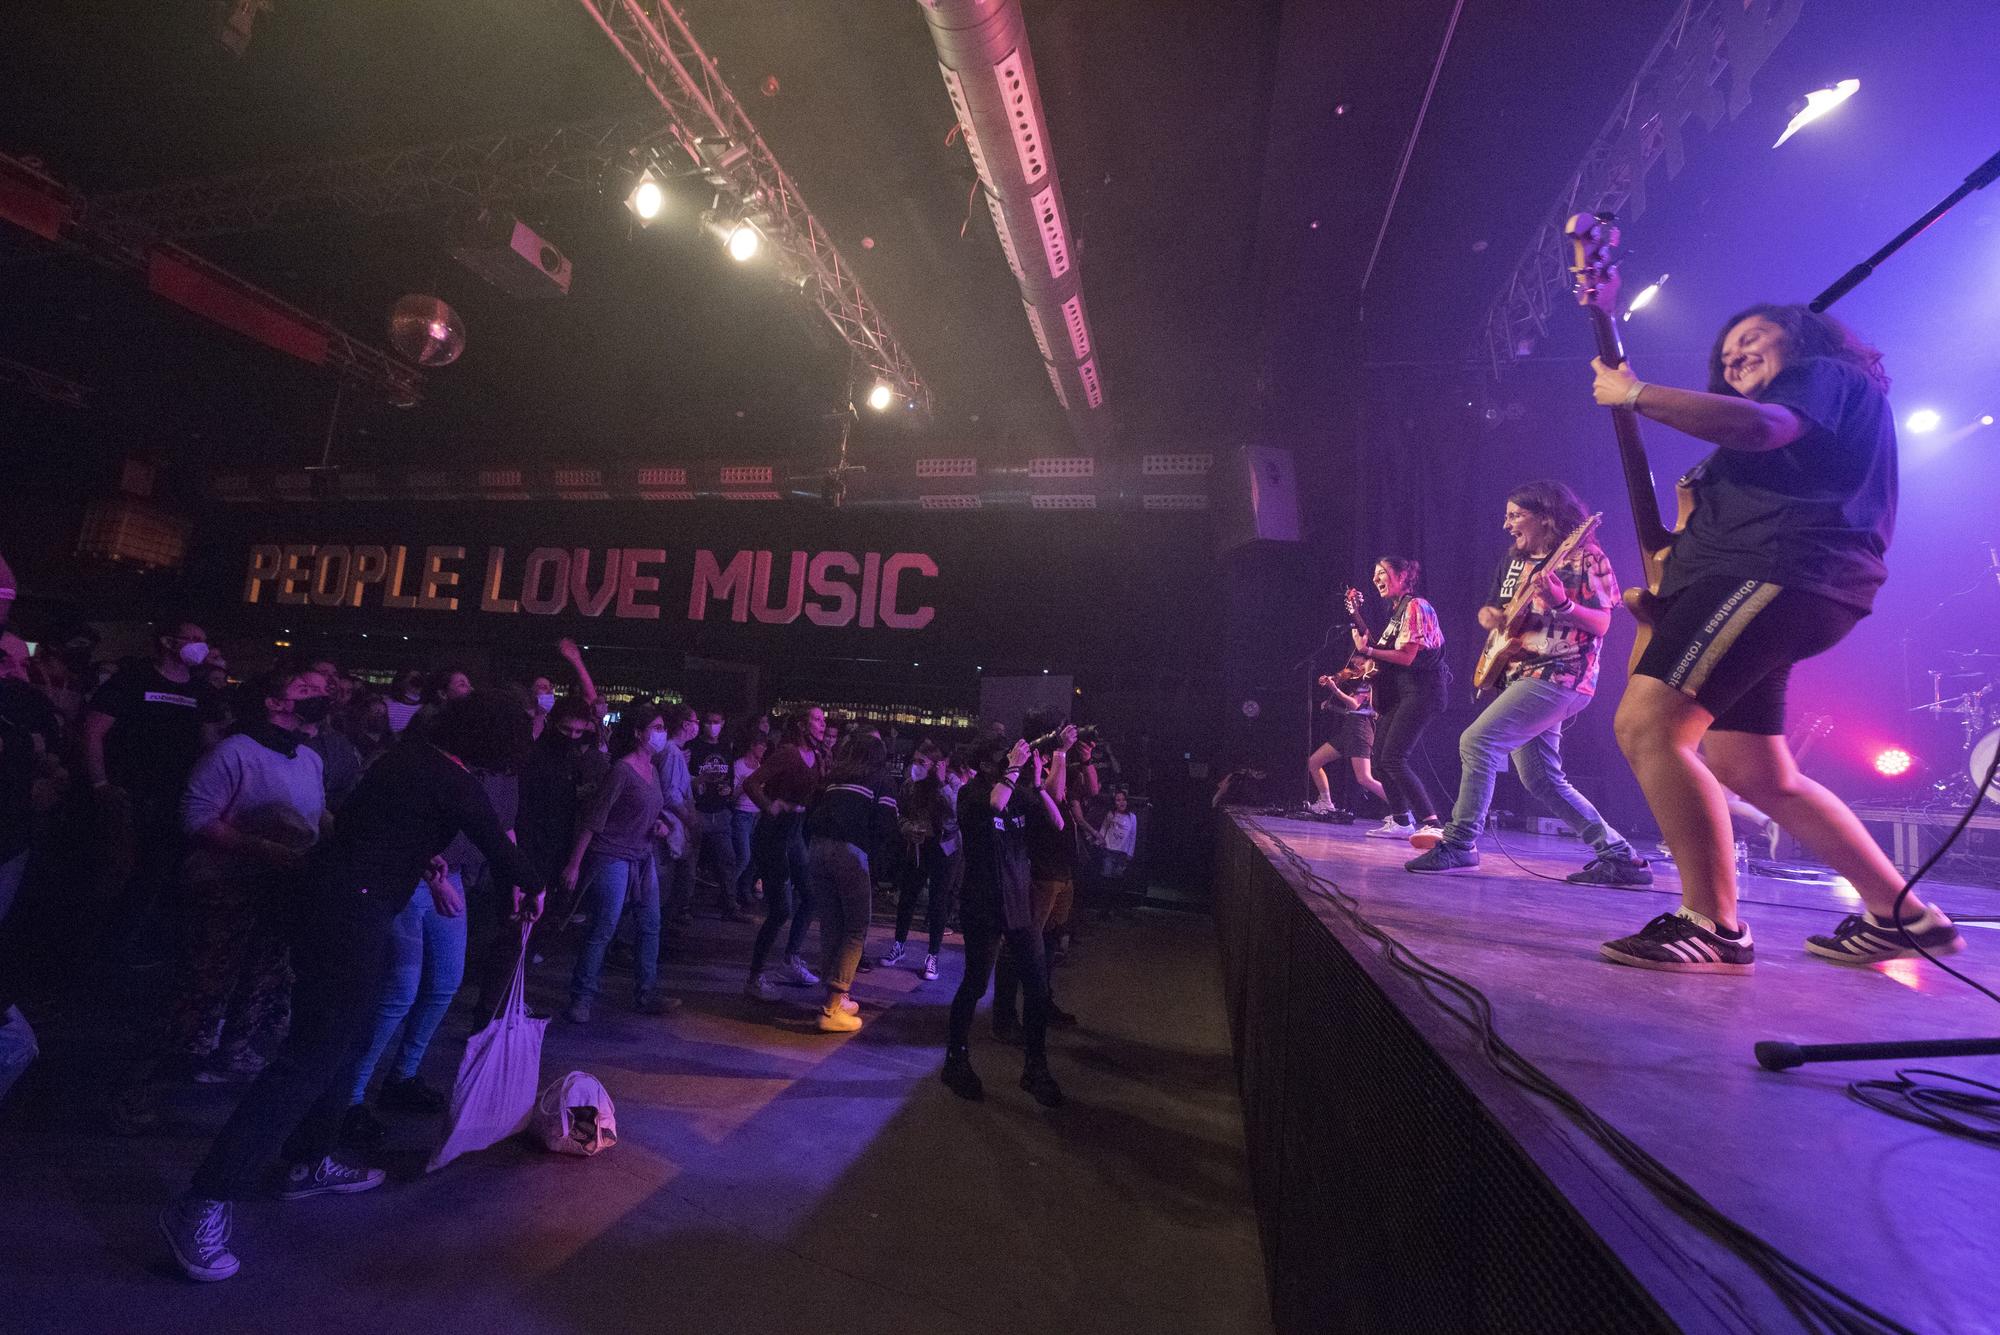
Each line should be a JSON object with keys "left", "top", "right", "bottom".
{"left": 0, "top": 905, "right": 1271, "bottom": 1335}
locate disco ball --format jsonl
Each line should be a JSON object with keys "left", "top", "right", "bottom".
{"left": 387, "top": 294, "right": 465, "bottom": 367}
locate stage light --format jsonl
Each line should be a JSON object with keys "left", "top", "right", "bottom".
{"left": 1873, "top": 747, "right": 1914, "bottom": 778}
{"left": 726, "top": 223, "right": 760, "bottom": 262}
{"left": 625, "top": 170, "right": 667, "bottom": 224}
{"left": 1905, "top": 409, "right": 1941, "bottom": 434}
{"left": 1773, "top": 78, "right": 1860, "bottom": 148}
{"left": 865, "top": 381, "right": 894, "bottom": 412}
{"left": 1621, "top": 273, "right": 1669, "bottom": 321}
{"left": 1983, "top": 415, "right": 1995, "bottom": 427}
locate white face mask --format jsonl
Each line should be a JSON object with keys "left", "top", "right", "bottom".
{"left": 535, "top": 691, "right": 557, "bottom": 713}
{"left": 907, "top": 763, "right": 930, "bottom": 781}
{"left": 642, "top": 727, "right": 670, "bottom": 755}
{"left": 704, "top": 723, "right": 722, "bottom": 740}
{"left": 177, "top": 641, "right": 210, "bottom": 667}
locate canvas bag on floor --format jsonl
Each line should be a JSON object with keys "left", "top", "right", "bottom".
{"left": 428, "top": 929, "right": 546, "bottom": 1172}
{"left": 534, "top": 1070, "right": 617, "bottom": 1156}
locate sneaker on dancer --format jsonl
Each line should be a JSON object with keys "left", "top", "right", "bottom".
{"left": 941, "top": 1047, "right": 983, "bottom": 1100}
{"left": 785, "top": 953, "right": 821, "bottom": 986}
{"left": 1405, "top": 842, "right": 1479, "bottom": 872}
{"left": 159, "top": 1196, "right": 239, "bottom": 1282}
{"left": 1407, "top": 823, "right": 1446, "bottom": 850}
{"left": 1804, "top": 905, "right": 1963, "bottom": 965}
{"left": 817, "top": 1001, "right": 862, "bottom": 1033}
{"left": 1600, "top": 906, "right": 1754, "bottom": 974}
{"left": 1567, "top": 851, "right": 1653, "bottom": 887}
{"left": 744, "top": 972, "right": 781, "bottom": 1002}
{"left": 922, "top": 952, "right": 940, "bottom": 982}
{"left": 1366, "top": 814, "right": 1416, "bottom": 840}
{"left": 879, "top": 940, "right": 907, "bottom": 968}
{"left": 1304, "top": 796, "right": 1337, "bottom": 817}
{"left": 276, "top": 1155, "right": 385, "bottom": 1200}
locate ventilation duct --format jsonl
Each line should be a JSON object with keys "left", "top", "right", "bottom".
{"left": 921, "top": 0, "right": 1108, "bottom": 449}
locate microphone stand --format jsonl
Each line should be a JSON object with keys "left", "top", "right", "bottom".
{"left": 1758, "top": 149, "right": 2000, "bottom": 1077}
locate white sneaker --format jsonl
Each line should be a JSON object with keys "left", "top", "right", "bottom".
{"left": 1304, "top": 797, "right": 1337, "bottom": 816}
{"left": 922, "top": 953, "right": 940, "bottom": 982}
{"left": 745, "top": 973, "right": 780, "bottom": 1002}
{"left": 785, "top": 954, "right": 821, "bottom": 986}
{"left": 1366, "top": 817, "right": 1415, "bottom": 839}
{"left": 1409, "top": 825, "right": 1445, "bottom": 850}
{"left": 817, "top": 1004, "right": 862, "bottom": 1033}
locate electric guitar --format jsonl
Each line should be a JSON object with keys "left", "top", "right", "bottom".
{"left": 1471, "top": 511, "right": 1603, "bottom": 691}
{"left": 1564, "top": 213, "right": 1694, "bottom": 670}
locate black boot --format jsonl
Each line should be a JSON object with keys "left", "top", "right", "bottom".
{"left": 941, "top": 1047, "right": 984, "bottom": 1101}
{"left": 1019, "top": 1062, "right": 1064, "bottom": 1108}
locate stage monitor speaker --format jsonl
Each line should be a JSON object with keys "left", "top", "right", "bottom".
{"left": 1215, "top": 445, "right": 1300, "bottom": 553}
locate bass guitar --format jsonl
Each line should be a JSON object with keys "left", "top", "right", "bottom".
{"left": 1564, "top": 212, "right": 1694, "bottom": 670}
{"left": 1470, "top": 511, "right": 1603, "bottom": 691}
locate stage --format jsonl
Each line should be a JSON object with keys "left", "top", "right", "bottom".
{"left": 1212, "top": 810, "right": 2000, "bottom": 1335}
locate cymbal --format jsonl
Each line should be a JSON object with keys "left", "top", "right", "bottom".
{"left": 1942, "top": 648, "right": 2000, "bottom": 661}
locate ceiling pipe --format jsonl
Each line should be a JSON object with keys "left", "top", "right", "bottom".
{"left": 918, "top": 0, "right": 1109, "bottom": 450}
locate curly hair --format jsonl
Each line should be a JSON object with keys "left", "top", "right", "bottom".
{"left": 1706, "top": 303, "right": 1889, "bottom": 396}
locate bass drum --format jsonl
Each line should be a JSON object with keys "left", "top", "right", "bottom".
{"left": 1973, "top": 728, "right": 2000, "bottom": 795}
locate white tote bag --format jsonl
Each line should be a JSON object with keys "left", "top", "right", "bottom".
{"left": 534, "top": 1070, "right": 618, "bottom": 1156}
{"left": 427, "top": 931, "right": 547, "bottom": 1172}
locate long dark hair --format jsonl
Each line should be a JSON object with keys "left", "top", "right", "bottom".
{"left": 826, "top": 732, "right": 888, "bottom": 786}
{"left": 1505, "top": 480, "right": 1591, "bottom": 544}
{"left": 1706, "top": 303, "right": 1889, "bottom": 396}
{"left": 610, "top": 702, "right": 666, "bottom": 760}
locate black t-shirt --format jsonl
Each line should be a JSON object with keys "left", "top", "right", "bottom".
{"left": 0, "top": 680, "right": 59, "bottom": 864}
{"left": 688, "top": 738, "right": 736, "bottom": 814}
{"left": 1026, "top": 781, "right": 1075, "bottom": 881}
{"left": 957, "top": 774, "right": 1034, "bottom": 930}
{"left": 88, "top": 663, "right": 222, "bottom": 798}
{"left": 1662, "top": 357, "right": 1896, "bottom": 612}
{"left": 516, "top": 737, "right": 609, "bottom": 873}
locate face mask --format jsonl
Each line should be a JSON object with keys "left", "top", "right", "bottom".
{"left": 642, "top": 728, "right": 670, "bottom": 755}
{"left": 291, "top": 695, "right": 333, "bottom": 725}
{"left": 535, "top": 692, "right": 558, "bottom": 714}
{"left": 704, "top": 723, "right": 722, "bottom": 740}
{"left": 908, "top": 763, "right": 930, "bottom": 781}
{"left": 178, "top": 641, "right": 210, "bottom": 667}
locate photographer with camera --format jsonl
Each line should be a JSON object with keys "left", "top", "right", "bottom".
{"left": 942, "top": 732, "right": 1065, "bottom": 1107}
{"left": 993, "top": 709, "right": 1095, "bottom": 1035}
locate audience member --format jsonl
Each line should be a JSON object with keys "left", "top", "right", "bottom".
{"left": 742, "top": 708, "right": 828, "bottom": 999}
{"left": 800, "top": 732, "right": 899, "bottom": 1032}
{"left": 729, "top": 733, "right": 768, "bottom": 908}
{"left": 687, "top": 707, "right": 744, "bottom": 921}
{"left": 564, "top": 702, "right": 676, "bottom": 1022}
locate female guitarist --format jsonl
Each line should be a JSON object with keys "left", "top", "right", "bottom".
{"left": 1405, "top": 481, "right": 1651, "bottom": 886}
{"left": 1589, "top": 304, "right": 1961, "bottom": 973}
{"left": 1350, "top": 558, "right": 1446, "bottom": 843}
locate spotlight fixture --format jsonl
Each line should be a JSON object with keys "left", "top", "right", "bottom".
{"left": 701, "top": 208, "right": 762, "bottom": 262}
{"left": 1873, "top": 747, "right": 1914, "bottom": 778}
{"left": 1774, "top": 78, "right": 1859, "bottom": 148}
{"left": 1621, "top": 273, "right": 1669, "bottom": 322}
{"left": 866, "top": 381, "right": 895, "bottom": 412}
{"left": 625, "top": 168, "right": 667, "bottom": 224}
{"left": 1904, "top": 409, "right": 1941, "bottom": 435}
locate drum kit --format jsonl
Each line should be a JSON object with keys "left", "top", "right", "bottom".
{"left": 1911, "top": 649, "right": 2000, "bottom": 799}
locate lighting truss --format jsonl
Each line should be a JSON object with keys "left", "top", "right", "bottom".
{"left": 97, "top": 118, "right": 675, "bottom": 240}
{"left": 0, "top": 352, "right": 88, "bottom": 409}
{"left": 572, "top": 0, "right": 931, "bottom": 412}
{"left": 1474, "top": 0, "right": 1803, "bottom": 373}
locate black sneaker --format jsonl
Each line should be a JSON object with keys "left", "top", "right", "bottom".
{"left": 1019, "top": 1065, "right": 1065, "bottom": 1108}
{"left": 377, "top": 1075, "right": 446, "bottom": 1113}
{"left": 1805, "top": 909, "right": 1964, "bottom": 965}
{"left": 1406, "top": 843, "right": 1480, "bottom": 873}
{"left": 338, "top": 1104, "right": 389, "bottom": 1149}
{"left": 1568, "top": 853, "right": 1654, "bottom": 887}
{"left": 277, "top": 1155, "right": 385, "bottom": 1200}
{"left": 1600, "top": 908, "right": 1754, "bottom": 974}
{"left": 941, "top": 1049, "right": 984, "bottom": 1101}
{"left": 159, "top": 1196, "right": 239, "bottom": 1282}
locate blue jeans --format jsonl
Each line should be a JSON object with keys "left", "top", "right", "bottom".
{"left": 344, "top": 871, "right": 469, "bottom": 1103}
{"left": 1442, "top": 676, "right": 1630, "bottom": 857}
{"left": 730, "top": 809, "right": 759, "bottom": 901}
{"left": 570, "top": 852, "right": 659, "bottom": 1003}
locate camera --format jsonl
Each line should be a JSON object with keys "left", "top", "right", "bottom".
{"left": 1029, "top": 723, "right": 1105, "bottom": 756}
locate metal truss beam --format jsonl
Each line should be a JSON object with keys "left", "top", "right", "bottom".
{"left": 1475, "top": 0, "right": 1803, "bottom": 374}
{"left": 573, "top": 0, "right": 931, "bottom": 411}
{"left": 96, "top": 118, "right": 673, "bottom": 240}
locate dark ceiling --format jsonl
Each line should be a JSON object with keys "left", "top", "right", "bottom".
{"left": 12, "top": 0, "right": 1922, "bottom": 489}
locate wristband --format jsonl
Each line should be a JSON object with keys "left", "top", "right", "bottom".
{"left": 1620, "top": 380, "right": 1647, "bottom": 411}
{"left": 1552, "top": 597, "right": 1576, "bottom": 617}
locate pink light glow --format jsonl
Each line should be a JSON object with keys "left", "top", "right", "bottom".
{"left": 1873, "top": 747, "right": 1914, "bottom": 778}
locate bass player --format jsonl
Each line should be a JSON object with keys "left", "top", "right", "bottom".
{"left": 1589, "top": 303, "right": 1961, "bottom": 973}
{"left": 1405, "top": 481, "right": 1651, "bottom": 884}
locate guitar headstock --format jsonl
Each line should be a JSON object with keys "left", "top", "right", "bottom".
{"left": 1556, "top": 511, "right": 1603, "bottom": 557}
{"left": 1564, "top": 212, "right": 1622, "bottom": 318}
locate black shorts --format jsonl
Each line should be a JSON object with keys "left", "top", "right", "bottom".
{"left": 1635, "top": 577, "right": 1861, "bottom": 734}
{"left": 1315, "top": 710, "right": 1376, "bottom": 756}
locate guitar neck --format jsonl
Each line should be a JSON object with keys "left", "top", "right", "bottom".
{"left": 1587, "top": 308, "right": 1676, "bottom": 568}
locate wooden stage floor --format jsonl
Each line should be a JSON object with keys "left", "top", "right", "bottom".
{"left": 1226, "top": 811, "right": 2000, "bottom": 1335}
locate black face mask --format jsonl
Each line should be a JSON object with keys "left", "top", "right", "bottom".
{"left": 292, "top": 695, "right": 334, "bottom": 725}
